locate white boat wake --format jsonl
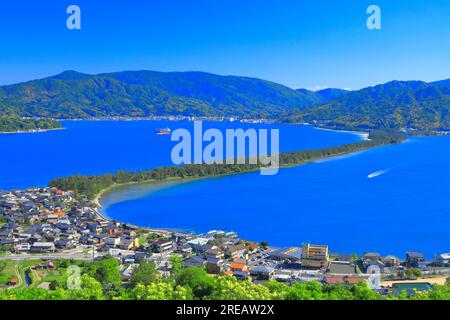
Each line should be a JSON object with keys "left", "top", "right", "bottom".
{"left": 367, "top": 169, "right": 389, "bottom": 179}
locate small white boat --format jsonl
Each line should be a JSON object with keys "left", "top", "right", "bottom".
{"left": 368, "top": 170, "right": 387, "bottom": 179}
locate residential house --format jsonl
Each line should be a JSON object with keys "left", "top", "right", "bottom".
{"left": 109, "top": 248, "right": 135, "bottom": 257}
{"left": 435, "top": 253, "right": 450, "bottom": 267}
{"left": 361, "top": 257, "right": 385, "bottom": 273}
{"left": 30, "top": 242, "right": 56, "bottom": 253}
{"left": 0, "top": 229, "right": 13, "bottom": 240}
{"left": 327, "top": 261, "right": 356, "bottom": 275}
{"left": 135, "top": 251, "right": 148, "bottom": 262}
{"left": 187, "top": 237, "right": 209, "bottom": 246}
{"left": 124, "top": 255, "right": 136, "bottom": 264}
{"left": 363, "top": 252, "right": 381, "bottom": 261}
{"left": 233, "top": 270, "right": 250, "bottom": 280}
{"left": 175, "top": 243, "right": 193, "bottom": 256}
{"left": 250, "top": 265, "right": 275, "bottom": 280}
{"left": 246, "top": 242, "right": 260, "bottom": 252}
{"left": 225, "top": 232, "right": 238, "bottom": 239}
{"left": 105, "top": 224, "right": 121, "bottom": 236}
{"left": 205, "top": 258, "right": 223, "bottom": 274}
{"left": 384, "top": 255, "right": 401, "bottom": 267}
{"left": 269, "top": 247, "right": 302, "bottom": 262}
{"left": 105, "top": 237, "right": 121, "bottom": 248}
{"left": 55, "top": 239, "right": 75, "bottom": 249}
{"left": 183, "top": 255, "right": 205, "bottom": 268}
{"left": 191, "top": 243, "right": 214, "bottom": 254}
{"left": 273, "top": 272, "right": 292, "bottom": 283}
{"left": 205, "top": 248, "right": 224, "bottom": 259}
{"left": 226, "top": 244, "right": 247, "bottom": 260}
{"left": 301, "top": 244, "right": 330, "bottom": 269}
{"left": 123, "top": 223, "right": 139, "bottom": 231}
{"left": 88, "top": 223, "right": 102, "bottom": 234}
{"left": 406, "top": 252, "right": 426, "bottom": 268}
{"left": 205, "top": 230, "right": 226, "bottom": 239}
{"left": 150, "top": 239, "right": 174, "bottom": 253}
{"left": 228, "top": 261, "right": 249, "bottom": 273}
{"left": 119, "top": 238, "right": 140, "bottom": 250}
{"left": 14, "top": 243, "right": 31, "bottom": 252}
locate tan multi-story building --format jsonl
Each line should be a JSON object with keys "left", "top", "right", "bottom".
{"left": 301, "top": 243, "right": 330, "bottom": 269}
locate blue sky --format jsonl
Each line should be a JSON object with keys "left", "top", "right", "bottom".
{"left": 0, "top": 0, "right": 449, "bottom": 89}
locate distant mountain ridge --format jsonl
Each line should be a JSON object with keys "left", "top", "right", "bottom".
{"left": 0, "top": 70, "right": 320, "bottom": 119}
{"left": 0, "top": 70, "right": 449, "bottom": 131}
{"left": 296, "top": 88, "right": 350, "bottom": 103}
{"left": 287, "top": 80, "right": 450, "bottom": 131}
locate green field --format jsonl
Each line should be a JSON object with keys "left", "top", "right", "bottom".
{"left": 0, "top": 260, "right": 73, "bottom": 290}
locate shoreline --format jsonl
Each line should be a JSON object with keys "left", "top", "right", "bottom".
{"left": 94, "top": 121, "right": 379, "bottom": 213}
{"left": 92, "top": 140, "right": 413, "bottom": 256}
{"left": 313, "top": 126, "right": 370, "bottom": 140}
{"left": 0, "top": 127, "right": 65, "bottom": 135}
{"left": 94, "top": 176, "right": 208, "bottom": 222}
{"left": 4, "top": 116, "right": 444, "bottom": 137}
{"left": 95, "top": 140, "right": 393, "bottom": 225}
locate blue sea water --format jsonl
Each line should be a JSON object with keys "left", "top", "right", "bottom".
{"left": 3, "top": 120, "right": 449, "bottom": 257}
{"left": 102, "top": 135, "right": 450, "bottom": 258}
{"left": 0, "top": 120, "right": 360, "bottom": 190}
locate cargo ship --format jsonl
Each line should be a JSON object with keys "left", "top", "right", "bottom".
{"left": 156, "top": 127, "right": 171, "bottom": 135}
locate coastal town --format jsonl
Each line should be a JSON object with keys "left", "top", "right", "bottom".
{"left": 1, "top": 187, "right": 450, "bottom": 297}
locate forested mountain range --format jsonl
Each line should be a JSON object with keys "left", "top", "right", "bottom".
{"left": 0, "top": 70, "right": 319, "bottom": 119}
{"left": 0, "top": 70, "right": 449, "bottom": 131}
{"left": 286, "top": 80, "right": 450, "bottom": 131}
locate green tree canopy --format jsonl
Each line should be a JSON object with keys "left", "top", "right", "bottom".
{"left": 130, "top": 261, "right": 160, "bottom": 286}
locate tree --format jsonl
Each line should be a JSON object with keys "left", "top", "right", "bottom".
{"left": 209, "top": 277, "right": 274, "bottom": 300}
{"left": 0, "top": 275, "right": 103, "bottom": 300}
{"left": 285, "top": 281, "right": 326, "bottom": 300}
{"left": 169, "top": 255, "right": 183, "bottom": 278}
{"left": 68, "top": 275, "right": 105, "bottom": 300}
{"left": 130, "top": 261, "right": 160, "bottom": 286}
{"left": 260, "top": 241, "right": 269, "bottom": 250}
{"left": 264, "top": 280, "right": 289, "bottom": 299}
{"left": 87, "top": 257, "right": 121, "bottom": 289}
{"left": 175, "top": 267, "right": 215, "bottom": 299}
{"left": 0, "top": 245, "right": 10, "bottom": 256}
{"left": 130, "top": 282, "right": 192, "bottom": 300}
{"left": 412, "top": 282, "right": 450, "bottom": 300}
{"left": 350, "top": 282, "right": 382, "bottom": 300}
{"left": 405, "top": 268, "right": 422, "bottom": 279}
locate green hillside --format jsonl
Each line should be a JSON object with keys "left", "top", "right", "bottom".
{"left": 286, "top": 80, "right": 450, "bottom": 131}
{"left": 0, "top": 116, "right": 62, "bottom": 133}
{"left": 0, "top": 71, "right": 319, "bottom": 119}
{"left": 1, "top": 71, "right": 450, "bottom": 132}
